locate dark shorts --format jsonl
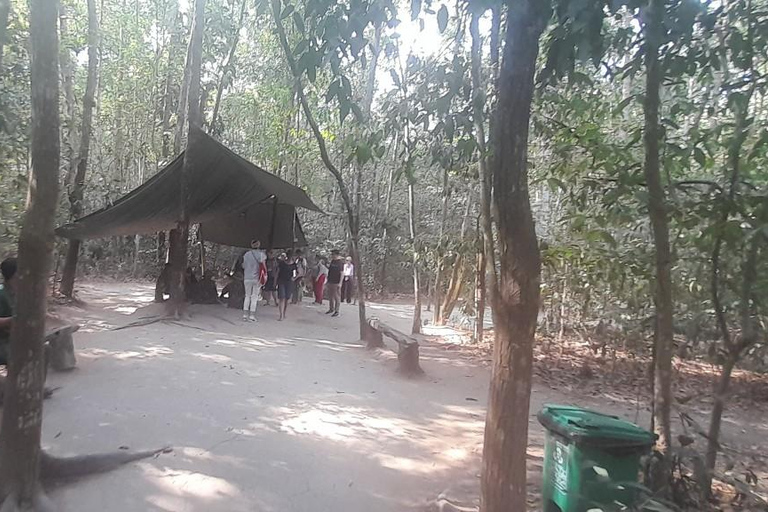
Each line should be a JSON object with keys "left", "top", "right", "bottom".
{"left": 277, "top": 282, "right": 293, "bottom": 300}
{"left": 263, "top": 275, "right": 277, "bottom": 292}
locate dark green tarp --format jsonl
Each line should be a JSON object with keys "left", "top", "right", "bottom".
{"left": 55, "top": 129, "right": 320, "bottom": 248}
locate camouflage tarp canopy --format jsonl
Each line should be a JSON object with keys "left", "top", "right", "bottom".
{"left": 56, "top": 129, "right": 320, "bottom": 249}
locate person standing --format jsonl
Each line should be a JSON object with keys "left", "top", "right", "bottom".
{"left": 326, "top": 250, "right": 343, "bottom": 317}
{"left": 262, "top": 249, "right": 278, "bottom": 306}
{"left": 242, "top": 239, "right": 266, "bottom": 322}
{"left": 276, "top": 250, "right": 297, "bottom": 321}
{"left": 0, "top": 257, "right": 17, "bottom": 366}
{"left": 292, "top": 249, "right": 307, "bottom": 304}
{"left": 341, "top": 256, "right": 355, "bottom": 304}
{"left": 313, "top": 256, "right": 328, "bottom": 305}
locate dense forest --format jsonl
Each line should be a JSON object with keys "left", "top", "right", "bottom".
{"left": 0, "top": 0, "right": 767, "bottom": 510}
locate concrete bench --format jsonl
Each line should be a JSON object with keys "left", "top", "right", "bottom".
{"left": 45, "top": 324, "right": 79, "bottom": 372}
{"left": 367, "top": 317, "right": 423, "bottom": 377}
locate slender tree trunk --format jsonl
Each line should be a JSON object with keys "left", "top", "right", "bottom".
{"left": 470, "top": 10, "right": 498, "bottom": 307}
{"left": 408, "top": 179, "right": 421, "bottom": 334}
{"left": 704, "top": 84, "right": 758, "bottom": 492}
{"left": 160, "top": 6, "right": 180, "bottom": 159}
{"left": 173, "top": 22, "right": 193, "bottom": 155}
{"left": 272, "top": 5, "right": 376, "bottom": 345}
{"left": 379, "top": 163, "right": 395, "bottom": 294}
{"left": 0, "top": 0, "right": 10, "bottom": 77}
{"left": 558, "top": 264, "right": 569, "bottom": 342}
{"left": 641, "top": 0, "right": 673, "bottom": 483}
{"left": 474, "top": 228, "right": 486, "bottom": 343}
{"left": 0, "top": 0, "right": 60, "bottom": 503}
{"left": 157, "top": 13, "right": 179, "bottom": 266}
{"left": 59, "top": 0, "right": 99, "bottom": 298}
{"left": 132, "top": 235, "right": 141, "bottom": 277}
{"left": 168, "top": 0, "right": 205, "bottom": 315}
{"left": 480, "top": 2, "right": 547, "bottom": 511}
{"left": 433, "top": 166, "right": 449, "bottom": 325}
{"left": 59, "top": 5, "right": 77, "bottom": 185}
{"left": 210, "top": 0, "right": 246, "bottom": 135}
{"left": 157, "top": 231, "right": 166, "bottom": 265}
{"left": 440, "top": 191, "right": 472, "bottom": 320}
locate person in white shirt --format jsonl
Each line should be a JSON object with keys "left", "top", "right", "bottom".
{"left": 341, "top": 256, "right": 354, "bottom": 304}
{"left": 242, "top": 239, "right": 266, "bottom": 321}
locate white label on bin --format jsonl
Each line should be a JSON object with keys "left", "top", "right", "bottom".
{"left": 553, "top": 440, "right": 568, "bottom": 493}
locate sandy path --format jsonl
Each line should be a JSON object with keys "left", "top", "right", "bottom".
{"left": 40, "top": 282, "right": 767, "bottom": 511}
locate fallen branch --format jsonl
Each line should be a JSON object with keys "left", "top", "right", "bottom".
{"left": 110, "top": 316, "right": 170, "bottom": 331}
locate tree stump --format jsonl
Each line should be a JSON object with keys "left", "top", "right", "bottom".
{"left": 367, "top": 317, "right": 424, "bottom": 377}
{"left": 45, "top": 325, "right": 79, "bottom": 372}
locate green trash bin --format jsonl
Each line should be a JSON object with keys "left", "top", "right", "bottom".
{"left": 538, "top": 405, "right": 656, "bottom": 512}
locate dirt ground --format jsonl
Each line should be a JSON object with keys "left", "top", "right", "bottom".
{"left": 36, "top": 282, "right": 768, "bottom": 511}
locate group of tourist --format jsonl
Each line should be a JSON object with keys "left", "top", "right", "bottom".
{"left": 234, "top": 240, "right": 355, "bottom": 322}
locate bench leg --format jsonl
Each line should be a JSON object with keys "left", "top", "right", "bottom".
{"left": 49, "top": 331, "right": 77, "bottom": 371}
{"left": 397, "top": 343, "right": 423, "bottom": 377}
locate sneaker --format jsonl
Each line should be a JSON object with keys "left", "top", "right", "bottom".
{"left": 249, "top": 316, "right": 257, "bottom": 322}
{"left": 325, "top": 310, "right": 333, "bottom": 315}
{"left": 332, "top": 312, "right": 339, "bottom": 317}
{"left": 242, "top": 315, "right": 249, "bottom": 321}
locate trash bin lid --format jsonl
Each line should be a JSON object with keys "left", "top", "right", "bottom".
{"left": 538, "top": 405, "right": 656, "bottom": 448}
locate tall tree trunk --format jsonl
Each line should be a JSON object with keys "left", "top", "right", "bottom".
{"left": 474, "top": 228, "right": 486, "bottom": 343}
{"left": 704, "top": 77, "right": 757, "bottom": 494}
{"left": 479, "top": 2, "right": 547, "bottom": 511}
{"left": 209, "top": 0, "right": 246, "bottom": 135}
{"left": 59, "top": 5, "right": 76, "bottom": 186}
{"left": 157, "top": 231, "right": 166, "bottom": 265}
{"left": 408, "top": 179, "right": 421, "bottom": 334}
{"left": 440, "top": 191, "right": 472, "bottom": 320}
{"left": 272, "top": 4, "right": 376, "bottom": 345}
{"left": 160, "top": 6, "right": 180, "bottom": 159}
{"left": 470, "top": 9, "right": 498, "bottom": 307}
{"left": 0, "top": 0, "right": 9, "bottom": 77}
{"left": 168, "top": 0, "right": 205, "bottom": 315}
{"left": 378, "top": 162, "right": 395, "bottom": 294}
{"left": 0, "top": 0, "right": 60, "bottom": 503}
{"left": 157, "top": 11, "right": 179, "bottom": 267}
{"left": 173, "top": 21, "right": 193, "bottom": 155}
{"left": 59, "top": 0, "right": 100, "bottom": 299}
{"left": 641, "top": 0, "right": 673, "bottom": 485}
{"left": 433, "top": 166, "right": 449, "bottom": 325}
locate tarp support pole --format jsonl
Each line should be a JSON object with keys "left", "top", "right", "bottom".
{"left": 268, "top": 197, "right": 279, "bottom": 249}
{"left": 199, "top": 224, "right": 206, "bottom": 276}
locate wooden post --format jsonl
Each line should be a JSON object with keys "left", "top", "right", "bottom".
{"left": 199, "top": 225, "right": 206, "bottom": 276}
{"left": 268, "top": 196, "right": 278, "bottom": 248}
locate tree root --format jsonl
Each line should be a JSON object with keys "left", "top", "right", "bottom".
{"left": 0, "top": 486, "right": 56, "bottom": 512}
{"left": 39, "top": 446, "right": 172, "bottom": 483}
{"left": 423, "top": 493, "right": 477, "bottom": 512}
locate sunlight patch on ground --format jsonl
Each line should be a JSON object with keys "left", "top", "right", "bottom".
{"left": 114, "top": 306, "right": 140, "bottom": 314}
{"left": 142, "top": 465, "right": 243, "bottom": 501}
{"left": 279, "top": 404, "right": 408, "bottom": 443}
{"left": 191, "top": 352, "right": 232, "bottom": 363}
